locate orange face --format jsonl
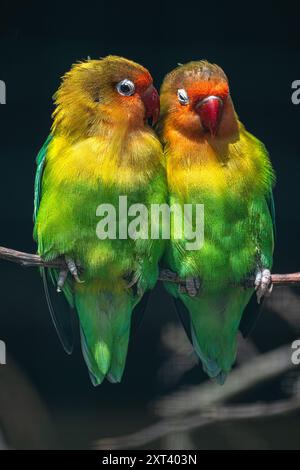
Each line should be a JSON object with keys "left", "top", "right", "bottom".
{"left": 182, "top": 80, "right": 229, "bottom": 105}
{"left": 160, "top": 62, "right": 237, "bottom": 140}
{"left": 175, "top": 80, "right": 229, "bottom": 136}
{"left": 113, "top": 72, "right": 160, "bottom": 126}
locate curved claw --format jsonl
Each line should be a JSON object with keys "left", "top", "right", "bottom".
{"left": 56, "top": 257, "right": 84, "bottom": 292}
{"left": 125, "top": 272, "right": 145, "bottom": 298}
{"left": 126, "top": 272, "right": 140, "bottom": 290}
{"left": 57, "top": 269, "right": 68, "bottom": 293}
{"left": 66, "top": 257, "right": 85, "bottom": 284}
{"left": 73, "top": 273, "right": 85, "bottom": 284}
{"left": 255, "top": 268, "right": 273, "bottom": 304}
{"left": 179, "top": 277, "right": 201, "bottom": 297}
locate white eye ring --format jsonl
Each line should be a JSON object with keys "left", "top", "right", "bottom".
{"left": 116, "top": 79, "right": 135, "bottom": 96}
{"left": 177, "top": 88, "right": 189, "bottom": 105}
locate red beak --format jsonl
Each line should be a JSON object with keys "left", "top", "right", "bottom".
{"left": 141, "top": 84, "right": 160, "bottom": 126}
{"left": 196, "top": 96, "right": 223, "bottom": 136}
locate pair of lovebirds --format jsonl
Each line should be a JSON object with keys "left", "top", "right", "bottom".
{"left": 34, "top": 56, "right": 275, "bottom": 386}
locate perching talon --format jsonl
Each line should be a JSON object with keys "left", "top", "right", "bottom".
{"left": 57, "top": 269, "right": 68, "bottom": 292}
{"left": 179, "top": 277, "right": 201, "bottom": 297}
{"left": 65, "top": 256, "right": 84, "bottom": 284}
{"left": 126, "top": 272, "right": 140, "bottom": 290}
{"left": 126, "top": 272, "right": 144, "bottom": 298}
{"left": 255, "top": 268, "right": 273, "bottom": 304}
{"left": 57, "top": 256, "right": 84, "bottom": 291}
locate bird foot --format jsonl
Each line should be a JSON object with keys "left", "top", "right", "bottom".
{"left": 255, "top": 268, "right": 273, "bottom": 304}
{"left": 179, "top": 277, "right": 201, "bottom": 297}
{"left": 126, "top": 272, "right": 139, "bottom": 289}
{"left": 57, "top": 257, "right": 84, "bottom": 292}
{"left": 126, "top": 272, "right": 144, "bottom": 297}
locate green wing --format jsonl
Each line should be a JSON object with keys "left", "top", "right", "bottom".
{"left": 239, "top": 189, "right": 276, "bottom": 337}
{"left": 34, "top": 134, "right": 53, "bottom": 223}
{"left": 34, "top": 135, "right": 75, "bottom": 354}
{"left": 266, "top": 189, "right": 276, "bottom": 242}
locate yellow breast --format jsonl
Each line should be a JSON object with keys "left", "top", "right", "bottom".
{"left": 166, "top": 124, "right": 271, "bottom": 198}
{"left": 46, "top": 129, "right": 163, "bottom": 191}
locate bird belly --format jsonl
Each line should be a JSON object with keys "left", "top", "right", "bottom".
{"left": 35, "top": 180, "right": 161, "bottom": 287}
{"left": 167, "top": 190, "right": 270, "bottom": 290}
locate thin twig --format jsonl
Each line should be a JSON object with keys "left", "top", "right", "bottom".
{"left": 94, "top": 397, "right": 300, "bottom": 450}
{"left": 0, "top": 246, "right": 300, "bottom": 287}
{"left": 158, "top": 268, "right": 300, "bottom": 288}
{"left": 155, "top": 345, "right": 294, "bottom": 417}
{"left": 1, "top": 245, "right": 299, "bottom": 449}
{"left": 93, "top": 345, "right": 300, "bottom": 450}
{"left": 0, "top": 246, "right": 65, "bottom": 269}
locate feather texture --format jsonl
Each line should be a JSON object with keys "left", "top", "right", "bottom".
{"left": 34, "top": 56, "right": 166, "bottom": 384}
{"left": 159, "top": 61, "right": 275, "bottom": 382}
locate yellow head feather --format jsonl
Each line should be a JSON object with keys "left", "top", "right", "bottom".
{"left": 52, "top": 55, "right": 153, "bottom": 139}
{"left": 48, "top": 56, "right": 163, "bottom": 189}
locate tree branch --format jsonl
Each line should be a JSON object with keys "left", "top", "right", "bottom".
{"left": 0, "top": 245, "right": 300, "bottom": 287}
{"left": 93, "top": 345, "right": 300, "bottom": 450}
{"left": 158, "top": 268, "right": 300, "bottom": 288}
{"left": 1, "top": 245, "right": 299, "bottom": 449}
{"left": 94, "top": 397, "right": 300, "bottom": 450}
{"left": 155, "top": 345, "right": 294, "bottom": 418}
{"left": 0, "top": 246, "right": 64, "bottom": 269}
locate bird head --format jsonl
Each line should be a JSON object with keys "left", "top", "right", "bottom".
{"left": 52, "top": 56, "right": 160, "bottom": 137}
{"left": 159, "top": 61, "right": 239, "bottom": 140}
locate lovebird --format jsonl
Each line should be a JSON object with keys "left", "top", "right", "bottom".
{"left": 33, "top": 56, "right": 166, "bottom": 385}
{"left": 158, "top": 61, "right": 275, "bottom": 383}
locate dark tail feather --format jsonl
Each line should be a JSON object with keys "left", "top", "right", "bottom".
{"left": 239, "top": 293, "right": 264, "bottom": 338}
{"left": 42, "top": 268, "right": 75, "bottom": 355}
{"left": 173, "top": 297, "right": 227, "bottom": 383}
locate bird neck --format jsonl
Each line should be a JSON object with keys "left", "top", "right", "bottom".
{"left": 163, "top": 121, "right": 274, "bottom": 198}
{"left": 162, "top": 122, "right": 240, "bottom": 166}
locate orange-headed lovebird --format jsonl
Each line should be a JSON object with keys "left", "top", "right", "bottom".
{"left": 34, "top": 56, "right": 166, "bottom": 385}
{"left": 158, "top": 61, "right": 275, "bottom": 384}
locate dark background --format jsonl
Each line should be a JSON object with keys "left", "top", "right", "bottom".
{"left": 0, "top": 0, "right": 299, "bottom": 449}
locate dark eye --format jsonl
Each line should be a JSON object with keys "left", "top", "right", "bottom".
{"left": 177, "top": 88, "right": 189, "bottom": 105}
{"left": 116, "top": 79, "right": 135, "bottom": 96}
